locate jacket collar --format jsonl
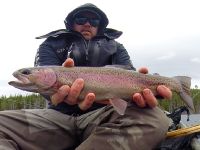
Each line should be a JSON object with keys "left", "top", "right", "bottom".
{"left": 35, "top": 28, "right": 122, "bottom": 40}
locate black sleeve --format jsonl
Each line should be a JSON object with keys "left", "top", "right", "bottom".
{"left": 114, "top": 42, "right": 136, "bottom": 70}
{"left": 34, "top": 38, "right": 62, "bottom": 67}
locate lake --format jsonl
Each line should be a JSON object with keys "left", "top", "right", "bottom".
{"left": 181, "top": 114, "right": 200, "bottom": 126}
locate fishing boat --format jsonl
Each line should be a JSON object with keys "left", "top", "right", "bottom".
{"left": 169, "top": 121, "right": 200, "bottom": 150}
{"left": 156, "top": 106, "right": 200, "bottom": 150}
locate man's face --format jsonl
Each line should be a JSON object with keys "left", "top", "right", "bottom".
{"left": 73, "top": 12, "right": 100, "bottom": 40}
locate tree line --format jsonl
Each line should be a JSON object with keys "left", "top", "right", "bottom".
{"left": 0, "top": 89, "right": 200, "bottom": 113}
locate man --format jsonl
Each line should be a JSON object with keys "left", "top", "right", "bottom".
{"left": 0, "top": 3, "right": 171, "bottom": 150}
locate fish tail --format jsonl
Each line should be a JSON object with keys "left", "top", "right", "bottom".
{"left": 175, "top": 76, "right": 191, "bottom": 95}
{"left": 174, "top": 76, "right": 195, "bottom": 112}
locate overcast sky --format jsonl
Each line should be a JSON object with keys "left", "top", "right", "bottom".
{"left": 0, "top": 0, "right": 200, "bottom": 96}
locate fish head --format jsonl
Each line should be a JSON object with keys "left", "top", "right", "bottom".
{"left": 8, "top": 67, "right": 57, "bottom": 94}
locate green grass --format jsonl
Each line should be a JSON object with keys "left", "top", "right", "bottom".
{"left": 158, "top": 89, "right": 200, "bottom": 113}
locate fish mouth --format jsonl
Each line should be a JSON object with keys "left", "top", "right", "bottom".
{"left": 8, "top": 73, "right": 33, "bottom": 87}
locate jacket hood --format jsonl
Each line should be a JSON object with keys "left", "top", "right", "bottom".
{"left": 64, "top": 3, "right": 109, "bottom": 34}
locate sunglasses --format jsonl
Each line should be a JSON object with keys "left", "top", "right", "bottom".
{"left": 74, "top": 17, "right": 100, "bottom": 27}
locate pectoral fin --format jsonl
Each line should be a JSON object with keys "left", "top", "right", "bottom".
{"left": 109, "top": 98, "right": 128, "bottom": 115}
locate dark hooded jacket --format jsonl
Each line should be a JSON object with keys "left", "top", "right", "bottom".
{"left": 34, "top": 3, "right": 135, "bottom": 115}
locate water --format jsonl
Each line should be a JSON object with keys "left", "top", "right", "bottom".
{"left": 181, "top": 114, "right": 200, "bottom": 126}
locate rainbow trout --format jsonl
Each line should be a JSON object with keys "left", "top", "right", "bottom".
{"left": 8, "top": 66, "right": 194, "bottom": 115}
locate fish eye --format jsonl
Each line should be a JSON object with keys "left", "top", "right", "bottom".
{"left": 21, "top": 69, "right": 31, "bottom": 75}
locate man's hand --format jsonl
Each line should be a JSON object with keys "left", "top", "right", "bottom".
{"left": 51, "top": 58, "right": 95, "bottom": 110}
{"left": 132, "top": 67, "right": 172, "bottom": 108}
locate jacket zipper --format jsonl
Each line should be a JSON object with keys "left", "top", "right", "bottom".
{"left": 82, "top": 39, "right": 91, "bottom": 65}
